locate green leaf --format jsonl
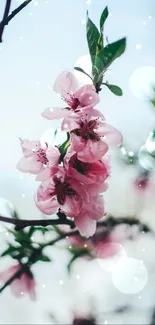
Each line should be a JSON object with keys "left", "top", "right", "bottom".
{"left": 69, "top": 246, "right": 89, "bottom": 256}
{"left": 59, "top": 132, "right": 70, "bottom": 161}
{"left": 12, "top": 210, "right": 19, "bottom": 219}
{"left": 67, "top": 255, "right": 78, "bottom": 273}
{"left": 74, "top": 66, "right": 92, "bottom": 80}
{"left": 86, "top": 13, "right": 100, "bottom": 64}
{"left": 38, "top": 254, "right": 51, "bottom": 262}
{"left": 52, "top": 225, "right": 64, "bottom": 235}
{"left": 54, "top": 129, "right": 58, "bottom": 139}
{"left": 14, "top": 230, "right": 31, "bottom": 246}
{"left": 67, "top": 247, "right": 91, "bottom": 273}
{"left": 28, "top": 226, "right": 35, "bottom": 237}
{"left": 29, "top": 226, "right": 50, "bottom": 235}
{"left": 100, "top": 6, "right": 108, "bottom": 32}
{"left": 103, "top": 83, "right": 123, "bottom": 96}
{"left": 98, "top": 37, "right": 126, "bottom": 70}
{"left": 1, "top": 245, "right": 18, "bottom": 257}
{"left": 93, "top": 55, "right": 105, "bottom": 84}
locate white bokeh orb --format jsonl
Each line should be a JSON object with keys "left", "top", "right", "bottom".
{"left": 129, "top": 66, "right": 155, "bottom": 100}
{"left": 40, "top": 128, "right": 67, "bottom": 147}
{"left": 96, "top": 242, "right": 127, "bottom": 273}
{"left": 74, "top": 54, "right": 92, "bottom": 84}
{"left": 112, "top": 257, "right": 148, "bottom": 294}
{"left": 145, "top": 132, "right": 155, "bottom": 156}
{"left": 138, "top": 145, "right": 155, "bottom": 171}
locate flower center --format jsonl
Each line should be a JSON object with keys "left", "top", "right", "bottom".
{"left": 53, "top": 177, "right": 77, "bottom": 205}
{"left": 65, "top": 95, "right": 80, "bottom": 111}
{"left": 70, "top": 155, "right": 90, "bottom": 175}
{"left": 71, "top": 119, "right": 100, "bottom": 141}
{"left": 37, "top": 149, "right": 48, "bottom": 164}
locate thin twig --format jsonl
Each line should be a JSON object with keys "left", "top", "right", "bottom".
{"left": 0, "top": 0, "right": 33, "bottom": 43}
{"left": 0, "top": 0, "right": 12, "bottom": 42}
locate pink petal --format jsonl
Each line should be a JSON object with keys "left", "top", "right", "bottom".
{"left": 11, "top": 278, "right": 25, "bottom": 297}
{"left": 22, "top": 274, "right": 36, "bottom": 301}
{"left": 0, "top": 265, "right": 20, "bottom": 282}
{"left": 69, "top": 134, "right": 85, "bottom": 152}
{"left": 35, "top": 192, "right": 59, "bottom": 215}
{"left": 82, "top": 195, "right": 105, "bottom": 220}
{"left": 82, "top": 108, "right": 105, "bottom": 120}
{"left": 10, "top": 274, "right": 36, "bottom": 300}
{"left": 75, "top": 214, "right": 96, "bottom": 238}
{"left": 98, "top": 123, "right": 123, "bottom": 147}
{"left": 46, "top": 146, "right": 60, "bottom": 167}
{"left": 79, "top": 90, "right": 99, "bottom": 109}
{"left": 67, "top": 166, "right": 94, "bottom": 184}
{"left": 21, "top": 140, "right": 40, "bottom": 157}
{"left": 69, "top": 179, "right": 89, "bottom": 202}
{"left": 61, "top": 195, "right": 83, "bottom": 217}
{"left": 53, "top": 71, "right": 78, "bottom": 98}
{"left": 42, "top": 107, "right": 70, "bottom": 120}
{"left": 61, "top": 114, "right": 79, "bottom": 131}
{"left": 16, "top": 156, "right": 43, "bottom": 174}
{"left": 75, "top": 84, "right": 96, "bottom": 95}
{"left": 77, "top": 139, "right": 108, "bottom": 163}
{"left": 96, "top": 241, "right": 119, "bottom": 259}
{"left": 86, "top": 182, "right": 108, "bottom": 196}
{"left": 35, "top": 168, "right": 50, "bottom": 181}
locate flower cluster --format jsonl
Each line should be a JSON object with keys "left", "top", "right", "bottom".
{"left": 17, "top": 71, "right": 122, "bottom": 238}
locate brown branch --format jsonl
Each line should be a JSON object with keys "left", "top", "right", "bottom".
{"left": 0, "top": 212, "right": 152, "bottom": 233}
{"left": 0, "top": 0, "right": 33, "bottom": 43}
{"left": 0, "top": 0, "right": 12, "bottom": 42}
{"left": 0, "top": 215, "right": 153, "bottom": 295}
{"left": 0, "top": 214, "right": 75, "bottom": 230}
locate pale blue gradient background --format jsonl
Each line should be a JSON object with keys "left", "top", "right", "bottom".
{"left": 0, "top": 0, "right": 155, "bottom": 323}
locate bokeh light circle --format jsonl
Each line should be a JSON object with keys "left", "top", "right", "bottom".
{"left": 112, "top": 257, "right": 148, "bottom": 294}
{"left": 74, "top": 54, "right": 92, "bottom": 84}
{"left": 40, "top": 128, "right": 67, "bottom": 147}
{"left": 129, "top": 66, "right": 155, "bottom": 100}
{"left": 138, "top": 145, "right": 155, "bottom": 171}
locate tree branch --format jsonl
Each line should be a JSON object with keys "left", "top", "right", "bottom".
{"left": 0, "top": 0, "right": 12, "bottom": 42}
{"left": 0, "top": 230, "right": 78, "bottom": 294}
{"left": 0, "top": 0, "right": 33, "bottom": 43}
{"left": 0, "top": 214, "right": 75, "bottom": 230}
{"left": 0, "top": 213, "right": 152, "bottom": 233}
{"left": 0, "top": 215, "right": 154, "bottom": 295}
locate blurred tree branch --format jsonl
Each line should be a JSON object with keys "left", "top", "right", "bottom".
{"left": 0, "top": 214, "right": 154, "bottom": 295}
{"left": 0, "top": 0, "right": 32, "bottom": 42}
